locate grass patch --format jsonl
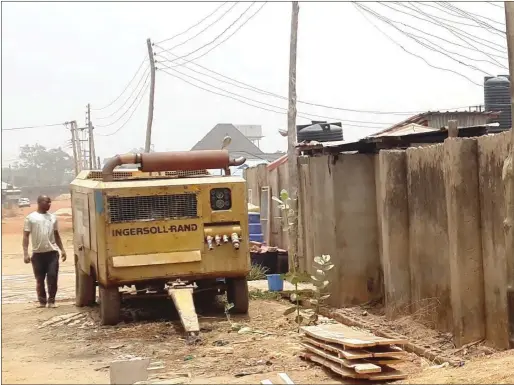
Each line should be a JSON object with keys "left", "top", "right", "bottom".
{"left": 246, "top": 264, "right": 269, "bottom": 281}
{"left": 249, "top": 289, "right": 282, "bottom": 301}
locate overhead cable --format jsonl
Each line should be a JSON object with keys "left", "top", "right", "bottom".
{"left": 157, "top": 2, "right": 259, "bottom": 65}
{"left": 92, "top": 56, "right": 146, "bottom": 111}
{"left": 156, "top": 2, "right": 228, "bottom": 44}
{"left": 161, "top": 2, "right": 239, "bottom": 52}
{"left": 95, "top": 66, "right": 150, "bottom": 120}
{"left": 95, "top": 72, "right": 150, "bottom": 128}
{"left": 353, "top": 2, "right": 484, "bottom": 87}
{"left": 97, "top": 83, "right": 150, "bottom": 137}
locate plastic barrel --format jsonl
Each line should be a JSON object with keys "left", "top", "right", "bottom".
{"left": 249, "top": 223, "right": 262, "bottom": 234}
{"left": 248, "top": 212, "right": 261, "bottom": 224}
{"left": 266, "top": 274, "right": 284, "bottom": 292}
{"left": 249, "top": 234, "right": 264, "bottom": 243}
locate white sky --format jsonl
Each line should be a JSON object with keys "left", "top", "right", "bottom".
{"left": 1, "top": 1, "right": 508, "bottom": 165}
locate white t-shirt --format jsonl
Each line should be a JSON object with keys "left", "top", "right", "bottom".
{"left": 23, "top": 212, "right": 59, "bottom": 253}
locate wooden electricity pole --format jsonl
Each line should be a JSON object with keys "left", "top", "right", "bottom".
{"left": 287, "top": 1, "right": 300, "bottom": 271}
{"left": 87, "top": 103, "right": 97, "bottom": 169}
{"left": 145, "top": 38, "right": 156, "bottom": 153}
{"left": 504, "top": 0, "right": 514, "bottom": 347}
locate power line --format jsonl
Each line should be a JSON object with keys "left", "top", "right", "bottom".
{"left": 157, "top": 62, "right": 392, "bottom": 125}
{"left": 366, "top": 4, "right": 496, "bottom": 75}
{"left": 95, "top": 66, "right": 150, "bottom": 120}
{"left": 156, "top": 39, "right": 484, "bottom": 115}
{"left": 353, "top": 2, "right": 484, "bottom": 87}
{"left": 92, "top": 56, "right": 146, "bottom": 111}
{"left": 161, "top": 2, "right": 239, "bottom": 52}
{"left": 154, "top": 2, "right": 267, "bottom": 70}
{"left": 95, "top": 72, "right": 150, "bottom": 128}
{"left": 2, "top": 122, "right": 68, "bottom": 131}
{"left": 384, "top": 2, "right": 507, "bottom": 53}
{"left": 97, "top": 83, "right": 150, "bottom": 137}
{"left": 486, "top": 1, "right": 504, "bottom": 9}
{"left": 402, "top": 2, "right": 508, "bottom": 68}
{"left": 438, "top": 2, "right": 505, "bottom": 28}
{"left": 156, "top": 2, "right": 258, "bottom": 65}
{"left": 156, "top": 2, "right": 228, "bottom": 44}
{"left": 383, "top": 5, "right": 507, "bottom": 61}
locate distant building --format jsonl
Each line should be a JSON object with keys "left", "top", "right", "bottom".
{"left": 372, "top": 110, "right": 500, "bottom": 137}
{"left": 1, "top": 181, "right": 21, "bottom": 207}
{"left": 192, "top": 123, "right": 284, "bottom": 175}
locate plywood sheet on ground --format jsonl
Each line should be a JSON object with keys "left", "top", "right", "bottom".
{"left": 301, "top": 342, "right": 381, "bottom": 374}
{"left": 303, "top": 336, "right": 407, "bottom": 361}
{"left": 300, "top": 352, "right": 407, "bottom": 381}
{"left": 301, "top": 324, "right": 407, "bottom": 348}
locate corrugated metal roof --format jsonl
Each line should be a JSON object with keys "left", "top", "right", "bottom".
{"left": 373, "top": 123, "right": 435, "bottom": 137}
{"left": 372, "top": 110, "right": 499, "bottom": 137}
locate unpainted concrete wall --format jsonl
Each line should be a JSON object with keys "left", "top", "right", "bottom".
{"left": 406, "top": 144, "right": 452, "bottom": 332}
{"left": 477, "top": 132, "right": 509, "bottom": 349}
{"left": 333, "top": 154, "right": 382, "bottom": 305}
{"left": 443, "top": 138, "right": 485, "bottom": 346}
{"left": 378, "top": 150, "right": 411, "bottom": 319}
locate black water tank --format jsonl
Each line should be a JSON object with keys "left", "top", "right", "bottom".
{"left": 297, "top": 121, "right": 343, "bottom": 143}
{"left": 484, "top": 75, "right": 511, "bottom": 130}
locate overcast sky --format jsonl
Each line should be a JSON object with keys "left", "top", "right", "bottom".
{"left": 2, "top": 1, "right": 508, "bottom": 165}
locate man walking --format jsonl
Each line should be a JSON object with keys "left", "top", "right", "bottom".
{"left": 23, "top": 195, "right": 67, "bottom": 308}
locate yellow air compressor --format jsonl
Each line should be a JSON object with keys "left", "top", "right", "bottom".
{"left": 70, "top": 147, "right": 250, "bottom": 337}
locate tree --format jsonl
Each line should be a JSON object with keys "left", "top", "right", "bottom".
{"left": 3, "top": 144, "right": 74, "bottom": 187}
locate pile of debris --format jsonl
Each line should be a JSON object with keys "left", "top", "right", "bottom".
{"left": 249, "top": 241, "right": 286, "bottom": 254}
{"left": 299, "top": 324, "right": 408, "bottom": 381}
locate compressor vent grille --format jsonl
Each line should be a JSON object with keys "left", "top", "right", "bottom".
{"left": 107, "top": 194, "right": 198, "bottom": 223}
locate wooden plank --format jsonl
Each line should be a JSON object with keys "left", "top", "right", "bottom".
{"left": 300, "top": 352, "right": 407, "bottom": 381}
{"left": 301, "top": 343, "right": 381, "bottom": 374}
{"left": 303, "top": 336, "right": 406, "bottom": 362}
{"left": 303, "top": 336, "right": 372, "bottom": 360}
{"left": 278, "top": 373, "right": 295, "bottom": 384}
{"left": 301, "top": 324, "right": 407, "bottom": 348}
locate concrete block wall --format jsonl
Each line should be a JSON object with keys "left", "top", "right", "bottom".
{"left": 477, "top": 132, "right": 510, "bottom": 349}
{"left": 378, "top": 150, "right": 411, "bottom": 319}
{"left": 406, "top": 144, "right": 452, "bottom": 333}
{"left": 443, "top": 138, "right": 485, "bottom": 346}
{"left": 243, "top": 132, "right": 511, "bottom": 349}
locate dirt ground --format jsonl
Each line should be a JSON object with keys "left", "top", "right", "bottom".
{"left": 2, "top": 200, "right": 514, "bottom": 384}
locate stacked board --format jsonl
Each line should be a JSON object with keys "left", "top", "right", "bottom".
{"left": 300, "top": 324, "right": 409, "bottom": 381}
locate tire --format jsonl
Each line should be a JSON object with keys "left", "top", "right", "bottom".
{"left": 99, "top": 286, "right": 121, "bottom": 326}
{"left": 226, "top": 277, "right": 249, "bottom": 314}
{"left": 75, "top": 256, "right": 96, "bottom": 307}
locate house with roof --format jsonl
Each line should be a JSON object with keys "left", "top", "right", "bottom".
{"left": 370, "top": 110, "right": 501, "bottom": 137}
{"left": 191, "top": 123, "right": 285, "bottom": 176}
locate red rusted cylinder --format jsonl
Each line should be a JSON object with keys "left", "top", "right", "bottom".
{"left": 139, "top": 150, "right": 230, "bottom": 172}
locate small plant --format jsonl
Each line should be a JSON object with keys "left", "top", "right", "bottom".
{"left": 247, "top": 264, "right": 269, "bottom": 281}
{"left": 224, "top": 302, "right": 234, "bottom": 324}
{"left": 310, "top": 255, "right": 334, "bottom": 321}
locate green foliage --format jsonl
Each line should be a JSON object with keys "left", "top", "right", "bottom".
{"left": 4, "top": 144, "right": 74, "bottom": 187}
{"left": 309, "top": 255, "right": 334, "bottom": 321}
{"left": 247, "top": 264, "right": 269, "bottom": 281}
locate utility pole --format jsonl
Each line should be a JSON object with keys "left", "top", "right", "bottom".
{"left": 87, "top": 103, "right": 97, "bottom": 169}
{"left": 503, "top": 0, "right": 514, "bottom": 348}
{"left": 145, "top": 38, "right": 156, "bottom": 153}
{"left": 69, "top": 121, "right": 80, "bottom": 175}
{"left": 287, "top": 2, "right": 300, "bottom": 271}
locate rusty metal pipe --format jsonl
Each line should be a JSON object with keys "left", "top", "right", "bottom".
{"left": 102, "top": 150, "right": 246, "bottom": 181}
{"left": 102, "top": 153, "right": 139, "bottom": 182}
{"left": 139, "top": 150, "right": 231, "bottom": 172}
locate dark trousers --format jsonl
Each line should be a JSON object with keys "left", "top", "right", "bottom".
{"left": 31, "top": 251, "right": 59, "bottom": 304}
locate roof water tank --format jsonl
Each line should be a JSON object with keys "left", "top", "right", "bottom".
{"left": 484, "top": 75, "right": 511, "bottom": 130}
{"left": 297, "top": 121, "right": 343, "bottom": 143}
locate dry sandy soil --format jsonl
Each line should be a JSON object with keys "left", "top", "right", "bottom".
{"left": 2, "top": 200, "right": 514, "bottom": 384}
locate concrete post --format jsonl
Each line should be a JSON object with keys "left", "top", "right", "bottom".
{"left": 444, "top": 138, "right": 485, "bottom": 347}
